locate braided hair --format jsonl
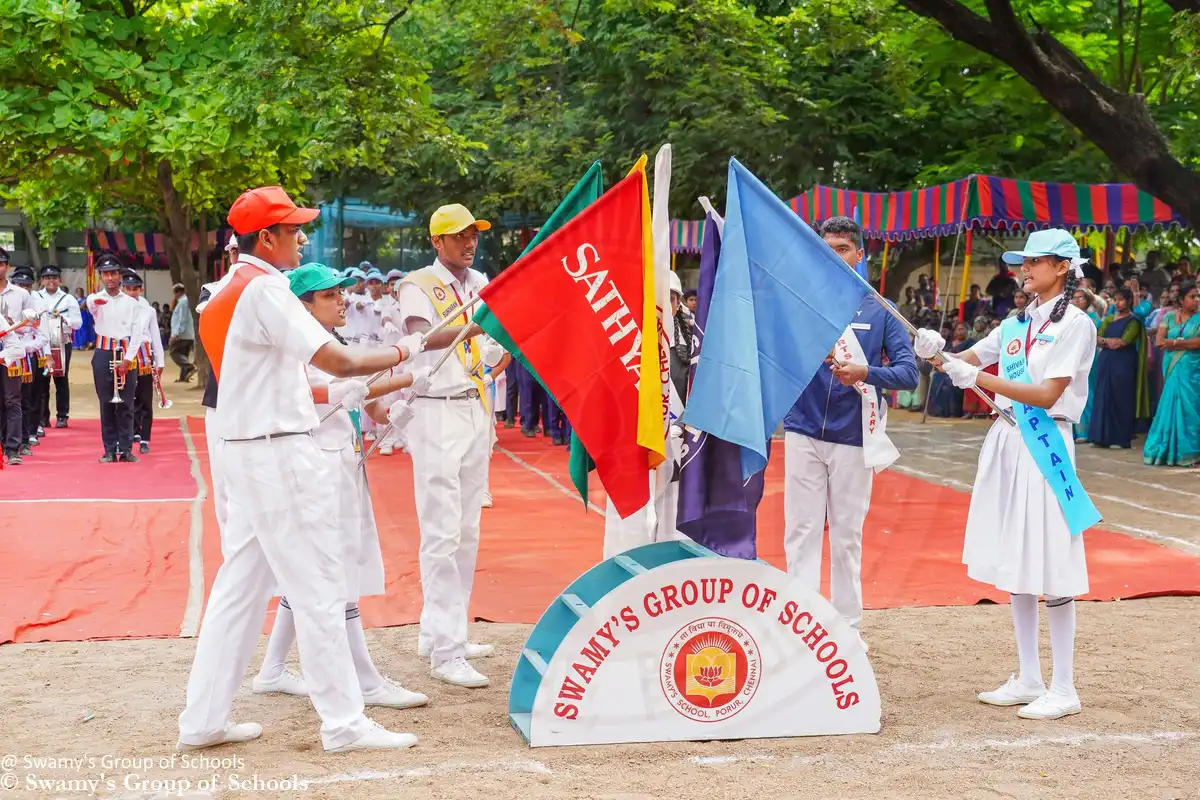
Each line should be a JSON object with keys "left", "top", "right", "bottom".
{"left": 1018, "top": 262, "right": 1076, "bottom": 324}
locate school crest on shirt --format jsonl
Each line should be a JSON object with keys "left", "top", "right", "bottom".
{"left": 432, "top": 286, "right": 448, "bottom": 303}
{"left": 1005, "top": 338, "right": 1022, "bottom": 356}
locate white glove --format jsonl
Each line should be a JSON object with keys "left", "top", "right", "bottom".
{"left": 406, "top": 365, "right": 433, "bottom": 395}
{"left": 942, "top": 357, "right": 979, "bottom": 390}
{"left": 328, "top": 378, "right": 369, "bottom": 410}
{"left": 382, "top": 320, "right": 400, "bottom": 336}
{"left": 483, "top": 341, "right": 507, "bottom": 367}
{"left": 387, "top": 398, "right": 416, "bottom": 431}
{"left": 669, "top": 423, "right": 684, "bottom": 441}
{"left": 913, "top": 329, "right": 946, "bottom": 360}
{"left": 397, "top": 333, "right": 424, "bottom": 359}
{"left": 483, "top": 373, "right": 495, "bottom": 388}
{"left": 2, "top": 344, "right": 22, "bottom": 365}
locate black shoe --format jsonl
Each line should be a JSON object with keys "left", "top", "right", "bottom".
{"left": 55, "top": 418, "right": 68, "bottom": 428}
{"left": 19, "top": 444, "right": 33, "bottom": 457}
{"left": 139, "top": 442, "right": 150, "bottom": 454}
{"left": 99, "top": 453, "right": 116, "bottom": 463}
{"left": 120, "top": 453, "right": 140, "bottom": 463}
{"left": 521, "top": 428, "right": 537, "bottom": 438}
{"left": 504, "top": 420, "right": 515, "bottom": 429}
{"left": 6, "top": 452, "right": 21, "bottom": 465}
{"left": 551, "top": 435, "right": 564, "bottom": 446}
{"left": 36, "top": 426, "right": 45, "bottom": 438}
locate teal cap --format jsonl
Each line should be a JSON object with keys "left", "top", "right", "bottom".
{"left": 289, "top": 262, "right": 355, "bottom": 297}
{"left": 1002, "top": 229, "right": 1081, "bottom": 265}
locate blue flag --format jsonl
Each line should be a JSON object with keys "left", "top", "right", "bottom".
{"left": 852, "top": 205, "right": 869, "bottom": 280}
{"left": 677, "top": 213, "right": 764, "bottom": 560}
{"left": 686, "top": 158, "right": 871, "bottom": 480}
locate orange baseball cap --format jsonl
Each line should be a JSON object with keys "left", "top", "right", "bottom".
{"left": 227, "top": 186, "right": 320, "bottom": 235}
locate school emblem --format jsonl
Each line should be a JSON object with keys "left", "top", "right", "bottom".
{"left": 660, "top": 618, "right": 760, "bottom": 722}
{"left": 1005, "top": 338, "right": 1022, "bottom": 356}
{"left": 432, "top": 286, "right": 448, "bottom": 303}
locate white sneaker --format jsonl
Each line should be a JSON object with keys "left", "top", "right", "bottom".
{"left": 252, "top": 669, "right": 308, "bottom": 696}
{"left": 431, "top": 657, "right": 489, "bottom": 688}
{"left": 178, "top": 723, "right": 262, "bottom": 751}
{"left": 977, "top": 674, "right": 1046, "bottom": 707}
{"left": 362, "top": 677, "right": 429, "bottom": 709}
{"left": 363, "top": 431, "right": 376, "bottom": 442}
{"left": 1017, "top": 690, "right": 1082, "bottom": 720}
{"left": 379, "top": 443, "right": 394, "bottom": 456}
{"left": 418, "top": 641, "right": 495, "bottom": 660}
{"left": 326, "top": 720, "right": 417, "bottom": 753}
{"left": 482, "top": 491, "right": 493, "bottom": 508}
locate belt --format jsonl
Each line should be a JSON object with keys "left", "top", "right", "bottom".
{"left": 223, "top": 431, "right": 313, "bottom": 443}
{"left": 419, "top": 388, "right": 480, "bottom": 401}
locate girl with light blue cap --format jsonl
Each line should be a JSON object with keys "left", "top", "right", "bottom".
{"left": 914, "top": 228, "right": 1100, "bottom": 721}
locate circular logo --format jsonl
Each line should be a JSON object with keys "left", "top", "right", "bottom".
{"left": 660, "top": 617, "right": 761, "bottom": 723}
{"left": 432, "top": 286, "right": 448, "bottom": 302}
{"left": 1005, "top": 338, "right": 1022, "bottom": 356}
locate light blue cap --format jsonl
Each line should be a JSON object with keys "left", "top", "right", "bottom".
{"left": 365, "top": 270, "right": 385, "bottom": 282}
{"left": 1002, "top": 229, "right": 1081, "bottom": 265}
{"left": 348, "top": 268, "right": 367, "bottom": 280}
{"left": 385, "top": 269, "right": 404, "bottom": 281}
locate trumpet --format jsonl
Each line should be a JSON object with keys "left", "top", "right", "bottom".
{"left": 153, "top": 370, "right": 173, "bottom": 409}
{"left": 110, "top": 343, "right": 126, "bottom": 404}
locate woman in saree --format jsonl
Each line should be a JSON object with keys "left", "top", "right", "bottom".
{"left": 1087, "top": 288, "right": 1147, "bottom": 449}
{"left": 927, "top": 322, "right": 971, "bottom": 417}
{"left": 1072, "top": 288, "right": 1103, "bottom": 442}
{"left": 1143, "top": 281, "right": 1200, "bottom": 467}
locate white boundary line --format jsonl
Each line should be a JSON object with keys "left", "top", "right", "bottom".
{"left": 178, "top": 417, "right": 208, "bottom": 638}
{"left": 306, "top": 759, "right": 551, "bottom": 786}
{"left": 495, "top": 444, "right": 605, "bottom": 514}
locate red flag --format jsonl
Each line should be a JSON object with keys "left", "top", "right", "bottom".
{"left": 479, "top": 170, "right": 654, "bottom": 517}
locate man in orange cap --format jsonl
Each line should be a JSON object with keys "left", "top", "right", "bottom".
{"left": 393, "top": 203, "right": 508, "bottom": 688}
{"left": 179, "top": 186, "right": 425, "bottom": 753}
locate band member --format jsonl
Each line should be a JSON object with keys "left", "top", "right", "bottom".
{"left": 396, "top": 203, "right": 504, "bottom": 688}
{"left": 915, "top": 229, "right": 1096, "bottom": 720}
{"left": 253, "top": 263, "right": 432, "bottom": 710}
{"left": 9, "top": 269, "right": 45, "bottom": 454}
{"left": 782, "top": 216, "right": 918, "bottom": 650}
{"left": 0, "top": 253, "right": 34, "bottom": 464}
{"left": 123, "top": 271, "right": 165, "bottom": 454}
{"left": 32, "top": 265, "right": 81, "bottom": 429}
{"left": 87, "top": 253, "right": 146, "bottom": 463}
{"left": 179, "top": 186, "right": 424, "bottom": 753}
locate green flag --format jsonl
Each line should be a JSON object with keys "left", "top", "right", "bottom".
{"left": 474, "top": 162, "right": 605, "bottom": 506}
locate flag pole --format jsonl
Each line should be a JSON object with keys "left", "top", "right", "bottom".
{"left": 320, "top": 294, "right": 483, "bottom": 423}
{"left": 357, "top": 322, "right": 476, "bottom": 464}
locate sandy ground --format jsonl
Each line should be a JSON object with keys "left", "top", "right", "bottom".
{"left": 5, "top": 353, "right": 1198, "bottom": 799}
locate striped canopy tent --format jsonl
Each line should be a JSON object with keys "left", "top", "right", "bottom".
{"left": 87, "top": 228, "right": 236, "bottom": 266}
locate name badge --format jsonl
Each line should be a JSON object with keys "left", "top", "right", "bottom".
{"left": 850, "top": 322, "right": 872, "bottom": 331}
{"left": 1035, "top": 333, "right": 1056, "bottom": 343}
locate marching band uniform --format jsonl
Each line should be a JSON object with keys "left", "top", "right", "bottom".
{"left": 8, "top": 269, "right": 45, "bottom": 454}
{"left": 0, "top": 270, "right": 33, "bottom": 463}
{"left": 87, "top": 256, "right": 147, "bottom": 462}
{"left": 126, "top": 274, "right": 166, "bottom": 454}
{"left": 32, "top": 266, "right": 82, "bottom": 429}
{"left": 397, "top": 209, "right": 497, "bottom": 687}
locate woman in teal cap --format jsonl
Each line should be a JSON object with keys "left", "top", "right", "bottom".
{"left": 252, "top": 262, "right": 433, "bottom": 715}
{"left": 914, "top": 229, "right": 1098, "bottom": 721}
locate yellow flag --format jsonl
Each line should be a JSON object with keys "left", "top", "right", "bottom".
{"left": 628, "top": 155, "right": 666, "bottom": 468}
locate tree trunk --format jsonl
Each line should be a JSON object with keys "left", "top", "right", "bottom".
{"left": 156, "top": 160, "right": 208, "bottom": 391}
{"left": 898, "top": 0, "right": 1200, "bottom": 228}
{"left": 19, "top": 214, "right": 42, "bottom": 270}
{"left": 879, "top": 241, "right": 934, "bottom": 303}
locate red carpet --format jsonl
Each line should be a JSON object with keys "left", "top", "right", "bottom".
{"left": 2, "top": 418, "right": 1199, "bottom": 644}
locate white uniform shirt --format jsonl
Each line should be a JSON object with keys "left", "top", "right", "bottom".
{"left": 0, "top": 282, "right": 34, "bottom": 323}
{"left": 33, "top": 288, "right": 83, "bottom": 331}
{"left": 86, "top": 288, "right": 147, "bottom": 356}
{"left": 396, "top": 260, "right": 488, "bottom": 397}
{"left": 136, "top": 296, "right": 165, "bottom": 368}
{"left": 306, "top": 363, "right": 357, "bottom": 451}
{"left": 211, "top": 255, "right": 336, "bottom": 440}
{"left": 968, "top": 293, "right": 1096, "bottom": 423}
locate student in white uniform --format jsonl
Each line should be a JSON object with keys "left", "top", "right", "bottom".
{"left": 375, "top": 269, "right": 407, "bottom": 457}
{"left": 86, "top": 253, "right": 147, "bottom": 463}
{"left": 32, "top": 265, "right": 82, "bottom": 431}
{"left": 252, "top": 263, "right": 432, "bottom": 710}
{"left": 122, "top": 271, "right": 166, "bottom": 454}
{"left": 178, "top": 187, "right": 424, "bottom": 753}
{"left": 915, "top": 229, "right": 1098, "bottom": 721}
{"left": 395, "top": 203, "right": 505, "bottom": 688}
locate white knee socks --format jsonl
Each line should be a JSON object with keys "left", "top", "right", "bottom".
{"left": 345, "top": 605, "right": 385, "bottom": 694}
{"left": 1010, "top": 593, "right": 1043, "bottom": 687}
{"left": 1045, "top": 595, "right": 1077, "bottom": 696}
{"left": 258, "top": 597, "right": 295, "bottom": 682}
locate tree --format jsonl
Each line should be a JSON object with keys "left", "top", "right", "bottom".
{"left": 895, "top": 0, "right": 1200, "bottom": 226}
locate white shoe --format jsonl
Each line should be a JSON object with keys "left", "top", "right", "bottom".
{"left": 252, "top": 669, "right": 308, "bottom": 696}
{"left": 1017, "top": 690, "right": 1082, "bottom": 720}
{"left": 379, "top": 444, "right": 394, "bottom": 456}
{"left": 482, "top": 491, "right": 493, "bottom": 508}
{"left": 418, "top": 641, "right": 495, "bottom": 660}
{"left": 431, "top": 657, "right": 489, "bottom": 688}
{"left": 326, "top": 720, "right": 417, "bottom": 753}
{"left": 363, "top": 431, "right": 376, "bottom": 442}
{"left": 178, "top": 723, "right": 262, "bottom": 751}
{"left": 362, "top": 677, "right": 429, "bottom": 709}
{"left": 977, "top": 674, "right": 1046, "bottom": 707}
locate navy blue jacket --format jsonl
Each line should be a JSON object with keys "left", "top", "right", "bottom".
{"left": 782, "top": 298, "right": 919, "bottom": 447}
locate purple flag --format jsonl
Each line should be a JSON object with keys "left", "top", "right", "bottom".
{"left": 676, "top": 213, "right": 765, "bottom": 559}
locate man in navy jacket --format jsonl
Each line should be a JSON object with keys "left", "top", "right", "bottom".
{"left": 782, "top": 216, "right": 918, "bottom": 650}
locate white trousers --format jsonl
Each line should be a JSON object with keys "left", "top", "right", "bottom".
{"left": 205, "top": 408, "right": 227, "bottom": 535}
{"left": 178, "top": 435, "right": 369, "bottom": 751}
{"left": 783, "top": 432, "right": 873, "bottom": 631}
{"left": 602, "top": 461, "right": 684, "bottom": 560}
{"left": 409, "top": 398, "right": 490, "bottom": 667}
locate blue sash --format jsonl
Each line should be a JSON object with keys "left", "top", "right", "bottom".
{"left": 998, "top": 315, "right": 1102, "bottom": 537}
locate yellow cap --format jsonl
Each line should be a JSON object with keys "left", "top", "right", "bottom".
{"left": 430, "top": 204, "right": 492, "bottom": 236}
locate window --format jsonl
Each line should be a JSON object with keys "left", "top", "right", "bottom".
{"left": 0, "top": 231, "right": 14, "bottom": 253}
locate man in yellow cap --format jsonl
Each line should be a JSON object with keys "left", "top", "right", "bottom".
{"left": 394, "top": 203, "right": 507, "bottom": 688}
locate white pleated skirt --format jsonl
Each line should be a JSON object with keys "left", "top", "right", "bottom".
{"left": 963, "top": 419, "right": 1089, "bottom": 598}
{"left": 322, "top": 445, "right": 386, "bottom": 599}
